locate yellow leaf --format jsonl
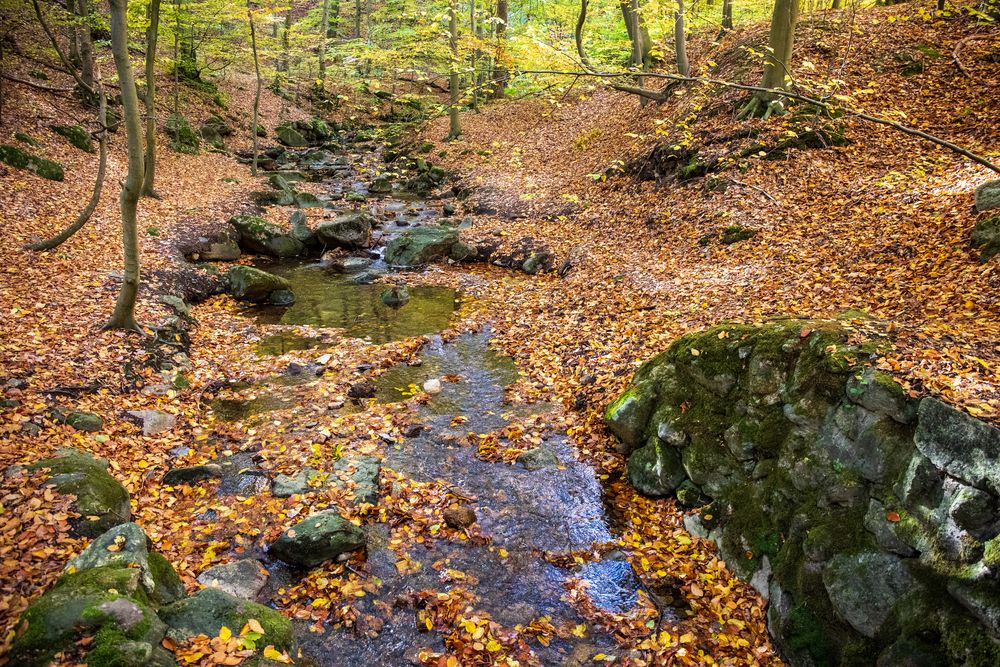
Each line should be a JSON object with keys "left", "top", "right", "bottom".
{"left": 218, "top": 626, "right": 232, "bottom": 641}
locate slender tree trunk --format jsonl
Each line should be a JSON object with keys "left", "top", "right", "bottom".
{"left": 330, "top": 0, "right": 340, "bottom": 37}
{"left": 106, "top": 0, "right": 145, "bottom": 332}
{"left": 354, "top": 0, "right": 361, "bottom": 38}
{"left": 832, "top": 0, "right": 842, "bottom": 7}
{"left": 248, "top": 0, "right": 262, "bottom": 176}
{"left": 77, "top": 0, "right": 94, "bottom": 89}
{"left": 740, "top": 0, "right": 797, "bottom": 117}
{"left": 469, "top": 0, "right": 477, "bottom": 109}
{"left": 27, "top": 89, "right": 108, "bottom": 251}
{"left": 674, "top": 0, "right": 689, "bottom": 76}
{"left": 721, "top": 0, "right": 733, "bottom": 31}
{"left": 173, "top": 0, "right": 180, "bottom": 117}
{"left": 141, "top": 0, "right": 161, "bottom": 197}
{"left": 491, "top": 0, "right": 508, "bottom": 98}
{"left": 447, "top": 0, "right": 461, "bottom": 139}
{"left": 319, "top": 0, "right": 329, "bottom": 87}
{"left": 68, "top": 13, "right": 80, "bottom": 68}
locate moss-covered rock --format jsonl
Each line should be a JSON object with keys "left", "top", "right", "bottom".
{"left": 50, "top": 124, "right": 94, "bottom": 152}
{"left": 14, "top": 131, "right": 40, "bottom": 147}
{"left": 228, "top": 214, "right": 304, "bottom": 258}
{"left": 159, "top": 588, "right": 294, "bottom": 651}
{"left": 606, "top": 318, "right": 1000, "bottom": 664}
{"left": 384, "top": 225, "right": 459, "bottom": 267}
{"left": 9, "top": 565, "right": 166, "bottom": 667}
{"left": 315, "top": 212, "right": 373, "bottom": 249}
{"left": 65, "top": 522, "right": 185, "bottom": 604}
{"left": 27, "top": 448, "right": 130, "bottom": 537}
{"left": 0, "top": 144, "right": 65, "bottom": 180}
{"left": 971, "top": 216, "right": 1000, "bottom": 262}
{"left": 166, "top": 114, "right": 199, "bottom": 154}
{"left": 269, "top": 509, "right": 365, "bottom": 568}
{"left": 227, "top": 266, "right": 293, "bottom": 304}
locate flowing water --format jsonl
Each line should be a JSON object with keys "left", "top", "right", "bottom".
{"left": 211, "top": 140, "right": 648, "bottom": 665}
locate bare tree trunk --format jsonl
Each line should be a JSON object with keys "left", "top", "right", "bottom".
{"left": 68, "top": 11, "right": 80, "bottom": 68}
{"left": 354, "top": 0, "right": 361, "bottom": 38}
{"left": 469, "top": 0, "right": 477, "bottom": 110}
{"left": 576, "top": 0, "right": 592, "bottom": 66}
{"left": 491, "top": 0, "right": 508, "bottom": 98}
{"left": 106, "top": 0, "right": 145, "bottom": 332}
{"left": 740, "top": 0, "right": 797, "bottom": 117}
{"left": 141, "top": 0, "right": 161, "bottom": 197}
{"left": 173, "top": 0, "right": 180, "bottom": 118}
{"left": 319, "top": 0, "right": 329, "bottom": 86}
{"left": 831, "top": 0, "right": 842, "bottom": 7}
{"left": 77, "top": 0, "right": 94, "bottom": 90}
{"left": 674, "top": 0, "right": 689, "bottom": 76}
{"left": 447, "top": 0, "right": 461, "bottom": 139}
{"left": 27, "top": 89, "right": 108, "bottom": 251}
{"left": 248, "top": 0, "right": 262, "bottom": 176}
{"left": 721, "top": 0, "right": 733, "bottom": 31}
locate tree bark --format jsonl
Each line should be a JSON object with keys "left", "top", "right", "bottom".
{"left": 354, "top": 0, "right": 361, "bottom": 38}
{"left": 319, "top": 0, "right": 329, "bottom": 86}
{"left": 674, "top": 0, "right": 689, "bottom": 76}
{"left": 77, "top": 0, "right": 94, "bottom": 89}
{"left": 721, "top": 0, "right": 733, "bottom": 31}
{"left": 141, "top": 0, "right": 161, "bottom": 197}
{"left": 741, "top": 0, "right": 797, "bottom": 116}
{"left": 491, "top": 0, "right": 508, "bottom": 97}
{"left": 173, "top": 0, "right": 180, "bottom": 118}
{"left": 26, "top": 89, "right": 108, "bottom": 251}
{"left": 447, "top": 0, "right": 461, "bottom": 139}
{"left": 249, "top": 0, "right": 262, "bottom": 176}
{"left": 106, "top": 0, "right": 145, "bottom": 332}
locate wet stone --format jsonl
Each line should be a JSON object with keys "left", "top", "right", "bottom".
{"left": 197, "top": 559, "right": 269, "bottom": 600}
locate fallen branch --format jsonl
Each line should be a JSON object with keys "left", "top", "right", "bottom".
{"left": 515, "top": 69, "right": 1000, "bottom": 175}
{"left": 726, "top": 177, "right": 779, "bottom": 205}
{"left": 952, "top": 35, "right": 985, "bottom": 79}
{"left": 0, "top": 72, "right": 73, "bottom": 93}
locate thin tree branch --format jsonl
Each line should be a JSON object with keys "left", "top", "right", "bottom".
{"left": 0, "top": 72, "right": 74, "bottom": 93}
{"left": 515, "top": 69, "right": 1000, "bottom": 174}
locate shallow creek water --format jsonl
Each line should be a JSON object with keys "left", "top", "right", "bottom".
{"left": 208, "top": 143, "right": 647, "bottom": 665}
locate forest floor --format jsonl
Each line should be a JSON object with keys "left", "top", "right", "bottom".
{"left": 1, "top": 6, "right": 998, "bottom": 667}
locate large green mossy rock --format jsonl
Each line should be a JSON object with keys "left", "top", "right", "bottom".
{"left": 0, "top": 144, "right": 64, "bottom": 180}
{"left": 975, "top": 179, "right": 1000, "bottom": 212}
{"left": 167, "top": 114, "right": 199, "bottom": 154}
{"left": 275, "top": 124, "right": 307, "bottom": 147}
{"left": 971, "top": 216, "right": 1000, "bottom": 263}
{"left": 315, "top": 212, "right": 373, "bottom": 249}
{"left": 384, "top": 225, "right": 459, "bottom": 267}
{"left": 228, "top": 214, "right": 304, "bottom": 258}
{"left": 65, "top": 522, "right": 185, "bottom": 604}
{"left": 275, "top": 119, "right": 333, "bottom": 147}
{"left": 159, "top": 588, "right": 294, "bottom": 651}
{"left": 227, "top": 266, "right": 293, "bottom": 304}
{"left": 269, "top": 509, "right": 366, "bottom": 569}
{"left": 606, "top": 318, "right": 1000, "bottom": 665}
{"left": 8, "top": 566, "right": 168, "bottom": 667}
{"left": 27, "top": 448, "right": 131, "bottom": 537}
{"left": 50, "top": 124, "right": 94, "bottom": 152}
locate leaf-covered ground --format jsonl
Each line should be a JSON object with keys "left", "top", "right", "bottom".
{"left": 1, "top": 7, "right": 998, "bottom": 667}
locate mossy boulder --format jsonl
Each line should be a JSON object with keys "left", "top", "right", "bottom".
{"left": 315, "top": 212, "right": 373, "bottom": 249}
{"left": 384, "top": 225, "right": 459, "bottom": 267}
{"left": 159, "top": 588, "right": 294, "bottom": 651}
{"left": 227, "top": 266, "right": 293, "bottom": 304}
{"left": 167, "top": 114, "right": 199, "bottom": 154}
{"left": 606, "top": 318, "right": 1000, "bottom": 664}
{"left": 269, "top": 509, "right": 366, "bottom": 568}
{"left": 14, "top": 131, "right": 40, "bottom": 147}
{"left": 228, "top": 214, "right": 304, "bottom": 258}
{"left": 975, "top": 179, "right": 1000, "bottom": 212}
{"left": 27, "top": 448, "right": 130, "bottom": 537}
{"left": 65, "top": 522, "right": 185, "bottom": 604}
{"left": 971, "top": 216, "right": 1000, "bottom": 262}
{"left": 0, "top": 144, "right": 64, "bottom": 180}
{"left": 8, "top": 566, "right": 167, "bottom": 667}
{"left": 276, "top": 125, "right": 307, "bottom": 147}
{"left": 49, "top": 124, "right": 94, "bottom": 152}
{"left": 275, "top": 119, "right": 331, "bottom": 148}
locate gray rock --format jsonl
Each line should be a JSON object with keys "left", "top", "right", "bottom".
{"left": 320, "top": 253, "right": 372, "bottom": 273}
{"left": 947, "top": 580, "right": 1000, "bottom": 636}
{"left": 163, "top": 464, "right": 222, "bottom": 485}
{"left": 160, "top": 588, "right": 294, "bottom": 650}
{"left": 845, "top": 369, "right": 917, "bottom": 424}
{"left": 522, "top": 250, "right": 554, "bottom": 275}
{"left": 449, "top": 240, "right": 479, "bottom": 262}
{"left": 198, "top": 240, "right": 241, "bottom": 261}
{"left": 269, "top": 289, "right": 296, "bottom": 306}
{"left": 197, "top": 559, "right": 269, "bottom": 600}
{"left": 380, "top": 284, "right": 410, "bottom": 307}
{"left": 627, "top": 438, "right": 687, "bottom": 496}
{"left": 384, "top": 225, "right": 459, "bottom": 267}
{"left": 915, "top": 397, "right": 1000, "bottom": 494}
{"left": 863, "top": 499, "right": 918, "bottom": 557}
{"left": 314, "top": 212, "right": 373, "bottom": 249}
{"left": 56, "top": 409, "right": 103, "bottom": 432}
{"left": 65, "top": 522, "right": 185, "bottom": 604}
{"left": 975, "top": 179, "right": 1000, "bottom": 212}
{"left": 896, "top": 453, "right": 943, "bottom": 508}
{"left": 269, "top": 509, "right": 366, "bottom": 568}
{"left": 272, "top": 467, "right": 321, "bottom": 497}
{"left": 822, "top": 551, "right": 916, "bottom": 637}
{"left": 227, "top": 266, "right": 292, "bottom": 303}
{"left": 516, "top": 445, "right": 559, "bottom": 470}
{"left": 27, "top": 448, "right": 130, "bottom": 537}
{"left": 948, "top": 483, "right": 994, "bottom": 532}
{"left": 350, "top": 270, "right": 384, "bottom": 285}
{"left": 229, "top": 215, "right": 304, "bottom": 257}
{"left": 275, "top": 124, "right": 307, "bottom": 147}
{"left": 95, "top": 598, "right": 146, "bottom": 631}
{"left": 971, "top": 215, "right": 1000, "bottom": 263}
{"left": 126, "top": 409, "right": 176, "bottom": 436}
{"left": 603, "top": 384, "right": 655, "bottom": 454}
